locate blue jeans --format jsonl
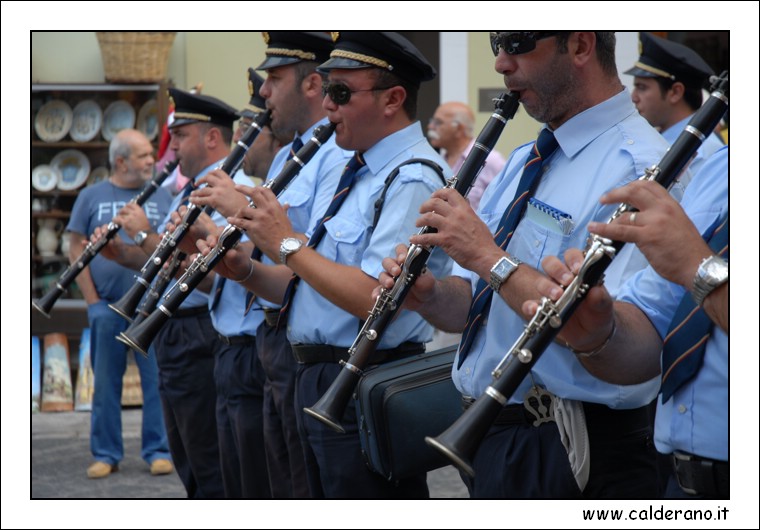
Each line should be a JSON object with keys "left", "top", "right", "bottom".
{"left": 88, "top": 301, "right": 170, "bottom": 466}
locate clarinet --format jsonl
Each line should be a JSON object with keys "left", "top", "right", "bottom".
{"left": 109, "top": 109, "right": 272, "bottom": 322}
{"left": 425, "top": 72, "right": 729, "bottom": 478}
{"left": 118, "top": 122, "right": 337, "bottom": 356}
{"left": 32, "top": 160, "right": 179, "bottom": 318}
{"left": 304, "top": 93, "right": 521, "bottom": 433}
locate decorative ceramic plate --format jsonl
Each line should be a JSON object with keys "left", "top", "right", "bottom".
{"left": 70, "top": 100, "right": 103, "bottom": 142}
{"left": 87, "top": 166, "right": 109, "bottom": 186}
{"left": 102, "top": 100, "right": 136, "bottom": 141}
{"left": 51, "top": 149, "right": 91, "bottom": 190}
{"left": 136, "top": 99, "right": 159, "bottom": 141}
{"left": 34, "top": 100, "right": 73, "bottom": 142}
{"left": 32, "top": 164, "right": 61, "bottom": 192}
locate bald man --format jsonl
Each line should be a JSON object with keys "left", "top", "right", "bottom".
{"left": 427, "top": 101, "right": 506, "bottom": 210}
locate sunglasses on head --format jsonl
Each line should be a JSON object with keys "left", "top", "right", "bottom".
{"left": 489, "top": 32, "right": 561, "bottom": 56}
{"left": 322, "top": 81, "right": 395, "bottom": 106}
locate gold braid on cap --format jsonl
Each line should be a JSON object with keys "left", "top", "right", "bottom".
{"left": 633, "top": 61, "right": 675, "bottom": 80}
{"left": 173, "top": 112, "right": 211, "bottom": 122}
{"left": 330, "top": 50, "right": 393, "bottom": 71}
{"left": 266, "top": 48, "right": 316, "bottom": 61}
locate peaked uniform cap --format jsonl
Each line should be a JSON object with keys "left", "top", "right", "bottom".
{"left": 317, "top": 31, "right": 436, "bottom": 87}
{"left": 624, "top": 32, "right": 714, "bottom": 87}
{"left": 168, "top": 88, "right": 238, "bottom": 130}
{"left": 256, "top": 31, "right": 333, "bottom": 71}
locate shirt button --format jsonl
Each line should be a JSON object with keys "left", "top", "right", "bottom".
{"left": 465, "top": 367, "right": 471, "bottom": 375}
{"left": 678, "top": 404, "right": 687, "bottom": 414}
{"left": 627, "top": 139, "right": 634, "bottom": 145}
{"left": 534, "top": 240, "right": 540, "bottom": 247}
{"left": 336, "top": 231, "right": 342, "bottom": 237}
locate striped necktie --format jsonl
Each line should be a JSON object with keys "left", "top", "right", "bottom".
{"left": 457, "top": 128, "right": 559, "bottom": 368}
{"left": 660, "top": 217, "right": 728, "bottom": 403}
{"left": 244, "top": 137, "right": 306, "bottom": 315}
{"left": 277, "top": 152, "right": 366, "bottom": 329}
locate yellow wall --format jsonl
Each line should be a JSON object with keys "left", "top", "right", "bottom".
{"left": 31, "top": 32, "right": 268, "bottom": 111}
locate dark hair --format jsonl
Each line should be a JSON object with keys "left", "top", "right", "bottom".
{"left": 372, "top": 69, "right": 418, "bottom": 120}
{"left": 555, "top": 32, "right": 617, "bottom": 77}
{"left": 654, "top": 77, "right": 703, "bottom": 111}
{"left": 198, "top": 122, "right": 233, "bottom": 145}
{"left": 293, "top": 60, "right": 321, "bottom": 86}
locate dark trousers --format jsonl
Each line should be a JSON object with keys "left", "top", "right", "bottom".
{"left": 153, "top": 312, "right": 224, "bottom": 499}
{"left": 294, "top": 362, "right": 429, "bottom": 499}
{"left": 465, "top": 401, "right": 658, "bottom": 499}
{"left": 256, "top": 321, "right": 310, "bottom": 498}
{"left": 214, "top": 338, "right": 270, "bottom": 498}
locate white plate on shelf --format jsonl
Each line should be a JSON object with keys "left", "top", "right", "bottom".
{"left": 70, "top": 100, "right": 103, "bottom": 142}
{"left": 102, "top": 100, "right": 136, "bottom": 141}
{"left": 34, "top": 100, "right": 73, "bottom": 142}
{"left": 51, "top": 149, "right": 91, "bottom": 190}
{"left": 87, "top": 166, "right": 109, "bottom": 186}
{"left": 32, "top": 164, "right": 61, "bottom": 192}
{"left": 137, "top": 99, "right": 159, "bottom": 141}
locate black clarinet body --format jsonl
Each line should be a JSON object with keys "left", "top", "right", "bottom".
{"left": 426, "top": 72, "right": 728, "bottom": 477}
{"left": 109, "top": 110, "right": 271, "bottom": 321}
{"left": 304, "top": 93, "right": 521, "bottom": 433}
{"left": 32, "top": 160, "right": 178, "bottom": 318}
{"left": 118, "top": 122, "right": 336, "bottom": 356}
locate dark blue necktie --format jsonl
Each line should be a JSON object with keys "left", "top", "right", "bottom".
{"left": 457, "top": 128, "right": 559, "bottom": 367}
{"left": 660, "top": 217, "right": 728, "bottom": 403}
{"left": 277, "top": 152, "right": 366, "bottom": 329}
{"left": 211, "top": 274, "right": 225, "bottom": 311}
{"left": 243, "top": 137, "right": 305, "bottom": 315}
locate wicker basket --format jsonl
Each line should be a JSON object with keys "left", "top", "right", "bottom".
{"left": 96, "top": 32, "right": 176, "bottom": 83}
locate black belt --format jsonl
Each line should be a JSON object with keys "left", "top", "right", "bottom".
{"left": 174, "top": 306, "right": 209, "bottom": 318}
{"left": 290, "top": 341, "right": 424, "bottom": 365}
{"left": 462, "top": 397, "right": 534, "bottom": 425}
{"left": 672, "top": 451, "right": 729, "bottom": 497}
{"left": 263, "top": 308, "right": 280, "bottom": 328}
{"left": 217, "top": 333, "right": 256, "bottom": 346}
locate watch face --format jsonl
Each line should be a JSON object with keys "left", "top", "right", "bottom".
{"left": 284, "top": 238, "right": 301, "bottom": 251}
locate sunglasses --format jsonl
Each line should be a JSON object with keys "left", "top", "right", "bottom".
{"left": 322, "top": 81, "right": 394, "bottom": 106}
{"left": 489, "top": 32, "right": 560, "bottom": 56}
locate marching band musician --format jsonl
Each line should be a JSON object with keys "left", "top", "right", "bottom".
{"left": 379, "top": 31, "right": 669, "bottom": 498}
{"left": 220, "top": 31, "right": 452, "bottom": 498}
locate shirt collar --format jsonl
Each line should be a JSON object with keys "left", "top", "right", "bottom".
{"left": 361, "top": 121, "right": 426, "bottom": 175}
{"left": 553, "top": 88, "right": 638, "bottom": 159}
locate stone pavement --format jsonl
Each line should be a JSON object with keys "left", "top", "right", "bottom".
{"left": 31, "top": 408, "right": 468, "bottom": 499}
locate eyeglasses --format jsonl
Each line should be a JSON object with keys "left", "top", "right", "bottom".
{"left": 322, "top": 81, "right": 394, "bottom": 106}
{"left": 489, "top": 32, "right": 560, "bottom": 56}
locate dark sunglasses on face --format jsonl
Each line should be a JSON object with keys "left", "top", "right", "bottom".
{"left": 322, "top": 81, "right": 395, "bottom": 106}
{"left": 489, "top": 32, "right": 560, "bottom": 56}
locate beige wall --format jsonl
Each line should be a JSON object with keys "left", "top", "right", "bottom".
{"left": 31, "top": 32, "right": 268, "bottom": 110}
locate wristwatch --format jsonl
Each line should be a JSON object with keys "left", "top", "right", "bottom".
{"left": 691, "top": 255, "right": 728, "bottom": 306}
{"left": 279, "top": 237, "right": 303, "bottom": 265}
{"left": 134, "top": 230, "right": 150, "bottom": 247}
{"left": 489, "top": 255, "right": 522, "bottom": 293}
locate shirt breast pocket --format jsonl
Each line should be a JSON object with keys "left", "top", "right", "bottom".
{"left": 324, "top": 216, "right": 366, "bottom": 266}
{"left": 512, "top": 217, "right": 574, "bottom": 270}
{"left": 283, "top": 189, "right": 311, "bottom": 233}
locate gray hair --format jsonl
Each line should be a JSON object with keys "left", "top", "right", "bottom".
{"left": 108, "top": 133, "right": 132, "bottom": 168}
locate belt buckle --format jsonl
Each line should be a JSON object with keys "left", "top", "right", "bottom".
{"left": 673, "top": 451, "right": 700, "bottom": 495}
{"left": 523, "top": 386, "right": 555, "bottom": 426}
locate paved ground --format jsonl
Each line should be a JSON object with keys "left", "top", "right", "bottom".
{"left": 31, "top": 408, "right": 469, "bottom": 499}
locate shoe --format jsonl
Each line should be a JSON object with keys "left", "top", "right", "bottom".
{"left": 150, "top": 458, "right": 174, "bottom": 476}
{"left": 87, "top": 461, "right": 118, "bottom": 479}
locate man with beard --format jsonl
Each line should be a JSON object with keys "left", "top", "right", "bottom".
{"left": 378, "top": 31, "right": 669, "bottom": 498}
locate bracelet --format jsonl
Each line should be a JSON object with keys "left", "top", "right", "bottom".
{"left": 565, "top": 317, "right": 617, "bottom": 358}
{"left": 234, "top": 258, "right": 255, "bottom": 284}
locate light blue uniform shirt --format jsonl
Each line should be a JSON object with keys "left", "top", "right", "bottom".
{"left": 208, "top": 171, "right": 266, "bottom": 337}
{"left": 617, "top": 147, "right": 728, "bottom": 460}
{"left": 287, "top": 121, "right": 453, "bottom": 348}
{"left": 256, "top": 118, "right": 352, "bottom": 311}
{"left": 452, "top": 89, "right": 669, "bottom": 407}
{"left": 662, "top": 115, "right": 724, "bottom": 190}
{"left": 157, "top": 159, "right": 234, "bottom": 310}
